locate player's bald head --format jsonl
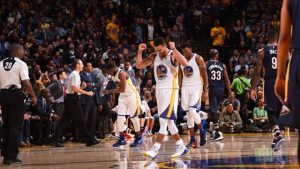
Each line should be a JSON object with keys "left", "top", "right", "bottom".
{"left": 10, "top": 43, "right": 24, "bottom": 59}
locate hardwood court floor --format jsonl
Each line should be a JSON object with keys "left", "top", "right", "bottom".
{"left": 0, "top": 132, "right": 299, "bottom": 169}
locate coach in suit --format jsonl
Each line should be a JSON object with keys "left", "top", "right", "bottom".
{"left": 47, "top": 70, "right": 67, "bottom": 130}
{"left": 80, "top": 62, "right": 100, "bottom": 139}
{"left": 31, "top": 89, "right": 52, "bottom": 145}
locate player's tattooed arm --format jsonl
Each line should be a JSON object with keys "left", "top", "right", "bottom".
{"left": 136, "top": 43, "right": 155, "bottom": 69}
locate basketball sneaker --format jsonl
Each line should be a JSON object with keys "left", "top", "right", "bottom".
{"left": 144, "top": 146, "right": 159, "bottom": 159}
{"left": 113, "top": 138, "right": 126, "bottom": 147}
{"left": 186, "top": 139, "right": 198, "bottom": 148}
{"left": 212, "top": 131, "right": 223, "bottom": 141}
{"left": 171, "top": 144, "right": 189, "bottom": 158}
{"left": 130, "top": 137, "right": 143, "bottom": 147}
{"left": 209, "top": 130, "right": 216, "bottom": 140}
{"left": 272, "top": 135, "right": 285, "bottom": 151}
{"left": 199, "top": 131, "right": 207, "bottom": 146}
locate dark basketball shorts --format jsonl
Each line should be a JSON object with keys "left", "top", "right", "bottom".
{"left": 284, "top": 50, "right": 300, "bottom": 128}
{"left": 264, "top": 78, "right": 282, "bottom": 116}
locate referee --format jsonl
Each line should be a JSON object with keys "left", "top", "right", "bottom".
{"left": 0, "top": 44, "right": 37, "bottom": 165}
{"left": 51, "top": 59, "right": 100, "bottom": 147}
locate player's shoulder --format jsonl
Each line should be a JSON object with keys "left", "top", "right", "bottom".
{"left": 194, "top": 53, "right": 202, "bottom": 59}
{"left": 14, "top": 57, "right": 28, "bottom": 67}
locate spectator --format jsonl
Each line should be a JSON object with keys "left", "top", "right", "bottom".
{"left": 31, "top": 89, "right": 53, "bottom": 145}
{"left": 229, "top": 50, "right": 240, "bottom": 74}
{"left": 210, "top": 19, "right": 226, "bottom": 47}
{"left": 231, "top": 67, "right": 250, "bottom": 103}
{"left": 222, "top": 92, "right": 240, "bottom": 112}
{"left": 63, "top": 43, "right": 76, "bottom": 65}
{"left": 124, "top": 60, "right": 135, "bottom": 79}
{"left": 0, "top": 35, "right": 9, "bottom": 59}
{"left": 234, "top": 57, "right": 249, "bottom": 73}
{"left": 131, "top": 67, "right": 143, "bottom": 91}
{"left": 219, "top": 101, "right": 243, "bottom": 133}
{"left": 47, "top": 70, "right": 67, "bottom": 130}
{"left": 133, "top": 17, "right": 145, "bottom": 44}
{"left": 252, "top": 99, "right": 269, "bottom": 131}
{"left": 106, "top": 15, "right": 120, "bottom": 44}
{"left": 146, "top": 18, "right": 155, "bottom": 42}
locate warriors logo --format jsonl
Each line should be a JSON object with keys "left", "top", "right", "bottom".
{"left": 183, "top": 66, "right": 193, "bottom": 78}
{"left": 156, "top": 65, "right": 168, "bottom": 80}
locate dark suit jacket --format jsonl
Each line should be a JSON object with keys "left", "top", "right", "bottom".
{"left": 80, "top": 71, "right": 101, "bottom": 105}
{"left": 47, "top": 80, "right": 63, "bottom": 100}
{"left": 32, "top": 95, "right": 52, "bottom": 117}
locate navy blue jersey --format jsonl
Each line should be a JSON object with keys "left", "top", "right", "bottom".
{"left": 289, "top": 0, "right": 300, "bottom": 49}
{"left": 263, "top": 44, "right": 278, "bottom": 79}
{"left": 206, "top": 60, "right": 225, "bottom": 88}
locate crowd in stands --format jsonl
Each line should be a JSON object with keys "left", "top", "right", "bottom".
{"left": 0, "top": 0, "right": 284, "bottom": 146}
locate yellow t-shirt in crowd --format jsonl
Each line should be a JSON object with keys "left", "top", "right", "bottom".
{"left": 210, "top": 26, "right": 226, "bottom": 46}
{"left": 106, "top": 22, "right": 120, "bottom": 43}
{"left": 41, "top": 23, "right": 50, "bottom": 30}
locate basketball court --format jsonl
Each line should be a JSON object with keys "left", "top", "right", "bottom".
{"left": 1, "top": 132, "right": 298, "bottom": 169}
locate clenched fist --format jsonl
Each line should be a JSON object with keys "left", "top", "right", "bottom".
{"left": 138, "top": 43, "right": 147, "bottom": 51}
{"left": 169, "top": 42, "right": 176, "bottom": 49}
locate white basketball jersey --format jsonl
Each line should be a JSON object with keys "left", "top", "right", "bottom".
{"left": 180, "top": 54, "right": 201, "bottom": 86}
{"left": 113, "top": 69, "right": 136, "bottom": 97}
{"left": 154, "top": 50, "right": 179, "bottom": 89}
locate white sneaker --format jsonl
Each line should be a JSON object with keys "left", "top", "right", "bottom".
{"left": 209, "top": 130, "right": 216, "bottom": 140}
{"left": 171, "top": 144, "right": 189, "bottom": 158}
{"left": 144, "top": 146, "right": 158, "bottom": 159}
{"left": 212, "top": 131, "right": 223, "bottom": 141}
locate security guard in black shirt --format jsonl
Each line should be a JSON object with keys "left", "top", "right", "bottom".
{"left": 0, "top": 44, "right": 37, "bottom": 165}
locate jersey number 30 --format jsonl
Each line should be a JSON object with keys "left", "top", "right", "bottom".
{"left": 272, "top": 57, "right": 277, "bottom": 69}
{"left": 211, "top": 70, "right": 221, "bottom": 80}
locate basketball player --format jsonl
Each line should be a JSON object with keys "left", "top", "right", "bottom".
{"left": 103, "top": 63, "right": 143, "bottom": 147}
{"left": 251, "top": 29, "right": 284, "bottom": 151}
{"left": 136, "top": 37, "right": 189, "bottom": 159}
{"left": 180, "top": 43, "right": 208, "bottom": 148}
{"left": 206, "top": 49, "right": 231, "bottom": 141}
{"left": 275, "top": 0, "right": 300, "bottom": 162}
